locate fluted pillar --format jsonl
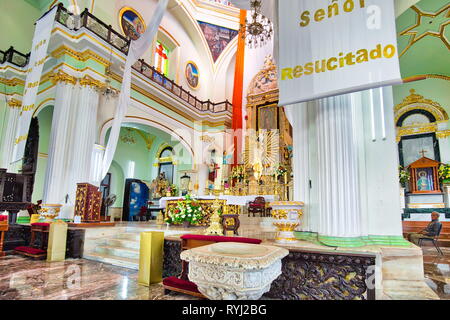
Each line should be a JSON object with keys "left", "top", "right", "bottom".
{"left": 0, "top": 98, "right": 21, "bottom": 172}
{"left": 314, "top": 94, "right": 362, "bottom": 240}
{"left": 43, "top": 75, "right": 77, "bottom": 205}
{"left": 65, "top": 81, "right": 100, "bottom": 204}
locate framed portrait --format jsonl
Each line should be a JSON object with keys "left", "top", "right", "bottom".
{"left": 185, "top": 61, "right": 199, "bottom": 89}
{"left": 119, "top": 7, "right": 145, "bottom": 41}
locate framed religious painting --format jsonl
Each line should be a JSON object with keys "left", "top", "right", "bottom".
{"left": 257, "top": 104, "right": 279, "bottom": 131}
{"left": 185, "top": 61, "right": 199, "bottom": 89}
{"left": 119, "top": 7, "right": 145, "bottom": 40}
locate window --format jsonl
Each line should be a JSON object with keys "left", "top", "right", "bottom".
{"left": 154, "top": 41, "right": 169, "bottom": 76}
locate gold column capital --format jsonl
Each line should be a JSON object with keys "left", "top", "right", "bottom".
{"left": 49, "top": 70, "right": 77, "bottom": 85}
{"left": 79, "top": 75, "right": 105, "bottom": 90}
{"left": 7, "top": 98, "right": 22, "bottom": 109}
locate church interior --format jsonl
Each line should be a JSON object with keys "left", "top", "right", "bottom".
{"left": 0, "top": 0, "right": 449, "bottom": 302}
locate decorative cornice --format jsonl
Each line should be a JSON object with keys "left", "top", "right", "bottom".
{"left": 394, "top": 89, "right": 449, "bottom": 124}
{"left": 7, "top": 98, "right": 22, "bottom": 109}
{"left": 79, "top": 75, "right": 105, "bottom": 89}
{"left": 51, "top": 45, "right": 110, "bottom": 67}
{"left": 436, "top": 130, "right": 450, "bottom": 139}
{"left": 396, "top": 123, "right": 438, "bottom": 143}
{"left": 0, "top": 77, "right": 25, "bottom": 87}
{"left": 49, "top": 70, "right": 77, "bottom": 85}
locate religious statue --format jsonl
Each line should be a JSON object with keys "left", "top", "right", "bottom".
{"left": 417, "top": 171, "right": 431, "bottom": 191}
{"left": 154, "top": 172, "right": 169, "bottom": 198}
{"left": 208, "top": 159, "right": 220, "bottom": 187}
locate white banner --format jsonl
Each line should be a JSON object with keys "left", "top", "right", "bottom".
{"left": 12, "top": 6, "right": 58, "bottom": 163}
{"left": 100, "top": 0, "right": 169, "bottom": 180}
{"left": 278, "top": 0, "right": 402, "bottom": 105}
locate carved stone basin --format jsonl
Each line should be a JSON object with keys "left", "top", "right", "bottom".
{"left": 209, "top": 242, "right": 268, "bottom": 256}
{"left": 181, "top": 243, "right": 289, "bottom": 300}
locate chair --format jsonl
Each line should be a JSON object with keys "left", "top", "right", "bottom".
{"left": 418, "top": 223, "right": 443, "bottom": 255}
{"left": 248, "top": 197, "right": 267, "bottom": 217}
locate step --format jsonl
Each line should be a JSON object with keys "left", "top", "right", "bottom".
{"left": 115, "top": 233, "right": 141, "bottom": 241}
{"left": 83, "top": 252, "right": 139, "bottom": 270}
{"left": 106, "top": 238, "right": 140, "bottom": 250}
{"left": 95, "top": 245, "right": 140, "bottom": 260}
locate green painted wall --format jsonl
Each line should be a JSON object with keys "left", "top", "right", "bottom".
{"left": 0, "top": 0, "right": 41, "bottom": 53}
{"left": 106, "top": 125, "right": 193, "bottom": 207}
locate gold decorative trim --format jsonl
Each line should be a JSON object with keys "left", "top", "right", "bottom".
{"left": 49, "top": 70, "right": 77, "bottom": 85}
{"left": 118, "top": 6, "right": 146, "bottom": 39}
{"left": 394, "top": 89, "right": 449, "bottom": 124}
{"left": 437, "top": 130, "right": 450, "bottom": 139}
{"left": 14, "top": 134, "right": 28, "bottom": 145}
{"left": 7, "top": 98, "right": 22, "bottom": 109}
{"left": 51, "top": 45, "right": 110, "bottom": 67}
{"left": 399, "top": 4, "right": 450, "bottom": 57}
{"left": 79, "top": 75, "right": 105, "bottom": 89}
{"left": 0, "top": 77, "right": 25, "bottom": 87}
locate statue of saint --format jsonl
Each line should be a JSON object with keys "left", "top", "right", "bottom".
{"left": 154, "top": 172, "right": 169, "bottom": 198}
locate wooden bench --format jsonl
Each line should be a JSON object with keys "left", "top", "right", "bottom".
{"left": 402, "top": 221, "right": 450, "bottom": 247}
{"left": 14, "top": 223, "right": 50, "bottom": 259}
{"left": 163, "top": 235, "right": 262, "bottom": 298}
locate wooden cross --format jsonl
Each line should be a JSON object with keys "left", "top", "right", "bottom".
{"left": 419, "top": 149, "right": 428, "bottom": 158}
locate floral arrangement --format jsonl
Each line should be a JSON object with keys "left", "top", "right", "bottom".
{"left": 165, "top": 195, "right": 203, "bottom": 225}
{"left": 438, "top": 163, "right": 450, "bottom": 183}
{"left": 231, "top": 165, "right": 246, "bottom": 181}
{"left": 273, "top": 164, "right": 287, "bottom": 178}
{"left": 166, "top": 184, "right": 179, "bottom": 196}
{"left": 398, "top": 165, "right": 410, "bottom": 187}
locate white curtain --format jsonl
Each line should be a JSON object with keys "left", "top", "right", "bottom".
{"left": 99, "top": 0, "right": 169, "bottom": 181}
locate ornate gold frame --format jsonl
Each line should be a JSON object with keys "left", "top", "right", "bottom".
{"left": 185, "top": 60, "right": 200, "bottom": 90}
{"left": 118, "top": 6, "right": 146, "bottom": 40}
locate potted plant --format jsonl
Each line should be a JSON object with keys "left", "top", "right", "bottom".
{"left": 166, "top": 184, "right": 179, "bottom": 197}
{"left": 398, "top": 165, "right": 410, "bottom": 188}
{"left": 273, "top": 164, "right": 287, "bottom": 181}
{"left": 438, "top": 163, "right": 450, "bottom": 185}
{"left": 165, "top": 195, "right": 203, "bottom": 227}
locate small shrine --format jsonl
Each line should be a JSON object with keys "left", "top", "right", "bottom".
{"left": 407, "top": 156, "right": 441, "bottom": 194}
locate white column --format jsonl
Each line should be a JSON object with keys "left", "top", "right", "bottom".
{"left": 314, "top": 94, "right": 362, "bottom": 238}
{"left": 287, "top": 103, "right": 312, "bottom": 232}
{"left": 65, "top": 84, "right": 100, "bottom": 203}
{"left": 90, "top": 144, "right": 106, "bottom": 187}
{"left": 0, "top": 100, "right": 21, "bottom": 172}
{"left": 43, "top": 81, "right": 75, "bottom": 204}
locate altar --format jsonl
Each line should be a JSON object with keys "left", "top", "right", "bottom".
{"left": 159, "top": 195, "right": 276, "bottom": 209}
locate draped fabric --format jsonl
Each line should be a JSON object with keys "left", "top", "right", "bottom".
{"left": 12, "top": 6, "right": 58, "bottom": 163}
{"left": 99, "top": 0, "right": 169, "bottom": 181}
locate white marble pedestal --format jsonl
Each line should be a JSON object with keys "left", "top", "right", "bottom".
{"left": 180, "top": 242, "right": 289, "bottom": 300}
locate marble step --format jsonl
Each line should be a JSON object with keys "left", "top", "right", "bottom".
{"left": 83, "top": 252, "right": 139, "bottom": 270}
{"left": 106, "top": 238, "right": 140, "bottom": 250}
{"left": 95, "top": 245, "right": 140, "bottom": 260}
{"left": 114, "top": 233, "right": 141, "bottom": 241}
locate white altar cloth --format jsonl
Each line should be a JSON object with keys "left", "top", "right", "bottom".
{"left": 158, "top": 195, "right": 276, "bottom": 209}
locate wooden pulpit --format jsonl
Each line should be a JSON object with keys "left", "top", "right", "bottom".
{"left": 407, "top": 157, "right": 441, "bottom": 194}
{"left": 74, "top": 183, "right": 102, "bottom": 222}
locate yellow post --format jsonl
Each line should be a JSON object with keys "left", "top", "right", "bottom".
{"left": 47, "top": 220, "right": 68, "bottom": 262}
{"left": 138, "top": 231, "right": 164, "bottom": 286}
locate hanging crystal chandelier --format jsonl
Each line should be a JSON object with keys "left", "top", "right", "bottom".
{"left": 240, "top": 0, "right": 273, "bottom": 48}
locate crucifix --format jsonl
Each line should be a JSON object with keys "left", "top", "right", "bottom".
{"left": 419, "top": 149, "right": 428, "bottom": 158}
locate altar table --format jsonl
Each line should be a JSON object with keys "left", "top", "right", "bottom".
{"left": 159, "top": 195, "right": 276, "bottom": 209}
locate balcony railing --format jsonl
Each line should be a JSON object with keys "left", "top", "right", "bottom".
{"left": 0, "top": 47, "right": 30, "bottom": 68}
{"left": 55, "top": 4, "right": 232, "bottom": 114}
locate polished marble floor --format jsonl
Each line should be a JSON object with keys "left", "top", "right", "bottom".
{"left": 0, "top": 255, "right": 197, "bottom": 300}
{"left": 423, "top": 247, "right": 450, "bottom": 300}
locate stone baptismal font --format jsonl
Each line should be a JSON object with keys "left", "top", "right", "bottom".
{"left": 180, "top": 242, "right": 289, "bottom": 300}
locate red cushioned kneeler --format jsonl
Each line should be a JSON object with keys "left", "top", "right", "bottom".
{"left": 14, "top": 223, "right": 50, "bottom": 260}
{"left": 163, "top": 234, "right": 262, "bottom": 298}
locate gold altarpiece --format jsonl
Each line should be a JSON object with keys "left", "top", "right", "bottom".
{"left": 243, "top": 55, "right": 293, "bottom": 200}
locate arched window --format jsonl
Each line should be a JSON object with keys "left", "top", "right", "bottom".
{"left": 154, "top": 41, "right": 169, "bottom": 76}
{"left": 397, "top": 110, "right": 440, "bottom": 167}
{"left": 158, "top": 146, "right": 174, "bottom": 184}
